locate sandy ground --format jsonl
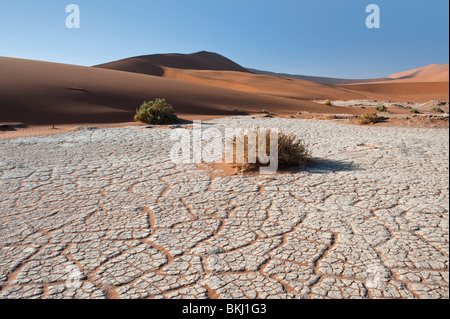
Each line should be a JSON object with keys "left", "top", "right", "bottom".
{"left": 337, "top": 82, "right": 449, "bottom": 102}
{"left": 0, "top": 122, "right": 147, "bottom": 140}
{"left": 0, "top": 118, "right": 448, "bottom": 299}
{"left": 2, "top": 112, "right": 448, "bottom": 141}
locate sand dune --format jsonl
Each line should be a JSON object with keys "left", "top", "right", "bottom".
{"left": 94, "top": 58, "right": 165, "bottom": 77}
{"left": 250, "top": 64, "right": 449, "bottom": 85}
{"left": 0, "top": 57, "right": 363, "bottom": 125}
{"left": 387, "top": 64, "right": 449, "bottom": 82}
{"left": 338, "top": 82, "right": 449, "bottom": 102}
{"left": 247, "top": 68, "right": 391, "bottom": 85}
{"left": 96, "top": 51, "right": 249, "bottom": 75}
{"left": 1, "top": 52, "right": 448, "bottom": 126}
{"left": 95, "top": 51, "right": 448, "bottom": 103}
{"left": 335, "top": 64, "right": 449, "bottom": 101}
{"left": 161, "top": 68, "right": 374, "bottom": 101}
{"left": 96, "top": 51, "right": 375, "bottom": 100}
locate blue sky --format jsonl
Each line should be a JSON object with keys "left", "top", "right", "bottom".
{"left": 0, "top": 0, "right": 448, "bottom": 78}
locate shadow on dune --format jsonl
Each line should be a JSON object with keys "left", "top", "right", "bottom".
{"left": 95, "top": 51, "right": 250, "bottom": 74}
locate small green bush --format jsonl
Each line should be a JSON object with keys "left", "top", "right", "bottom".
{"left": 358, "top": 113, "right": 379, "bottom": 125}
{"left": 409, "top": 108, "right": 420, "bottom": 114}
{"left": 374, "top": 104, "right": 388, "bottom": 112}
{"left": 134, "top": 98, "right": 179, "bottom": 124}
{"left": 431, "top": 107, "right": 445, "bottom": 113}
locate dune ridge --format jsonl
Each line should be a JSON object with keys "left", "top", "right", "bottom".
{"left": 387, "top": 64, "right": 449, "bottom": 82}
{"left": 95, "top": 51, "right": 249, "bottom": 75}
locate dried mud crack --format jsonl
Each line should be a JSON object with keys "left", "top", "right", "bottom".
{"left": 0, "top": 117, "right": 448, "bottom": 299}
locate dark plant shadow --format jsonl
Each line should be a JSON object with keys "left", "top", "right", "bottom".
{"left": 144, "top": 119, "right": 218, "bottom": 128}
{"left": 304, "top": 158, "right": 359, "bottom": 173}
{"left": 0, "top": 126, "right": 17, "bottom": 132}
{"left": 376, "top": 116, "right": 390, "bottom": 124}
{"left": 0, "top": 123, "right": 28, "bottom": 133}
{"left": 251, "top": 158, "right": 359, "bottom": 175}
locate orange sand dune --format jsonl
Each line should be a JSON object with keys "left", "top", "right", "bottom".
{"left": 96, "top": 51, "right": 378, "bottom": 101}
{"left": 96, "top": 52, "right": 448, "bottom": 103}
{"left": 338, "top": 82, "right": 449, "bottom": 102}
{"left": 2, "top": 52, "right": 448, "bottom": 127}
{"left": 247, "top": 68, "right": 391, "bottom": 85}
{"left": 388, "top": 64, "right": 449, "bottom": 82}
{"left": 154, "top": 66, "right": 448, "bottom": 104}
{"left": 0, "top": 57, "right": 365, "bottom": 125}
{"left": 161, "top": 68, "right": 373, "bottom": 101}
{"left": 250, "top": 64, "right": 449, "bottom": 85}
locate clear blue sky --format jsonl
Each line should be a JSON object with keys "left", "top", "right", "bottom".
{"left": 0, "top": 0, "right": 448, "bottom": 78}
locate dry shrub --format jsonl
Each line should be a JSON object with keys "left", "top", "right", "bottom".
{"left": 358, "top": 113, "right": 379, "bottom": 125}
{"left": 324, "top": 99, "right": 333, "bottom": 106}
{"left": 230, "top": 128, "right": 311, "bottom": 173}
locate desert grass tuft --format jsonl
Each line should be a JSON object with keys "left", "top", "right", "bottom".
{"left": 229, "top": 128, "right": 311, "bottom": 173}
{"left": 358, "top": 113, "right": 379, "bottom": 125}
{"left": 323, "top": 99, "right": 333, "bottom": 106}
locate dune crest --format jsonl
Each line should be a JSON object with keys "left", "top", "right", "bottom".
{"left": 95, "top": 51, "right": 249, "bottom": 74}
{"left": 388, "top": 64, "right": 449, "bottom": 82}
{"left": 250, "top": 64, "right": 449, "bottom": 85}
